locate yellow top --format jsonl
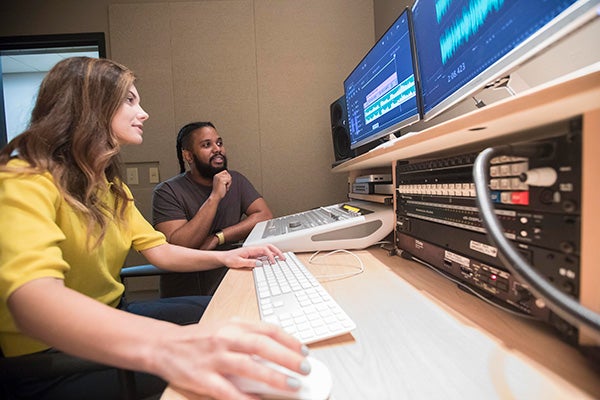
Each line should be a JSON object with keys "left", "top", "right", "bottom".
{"left": 0, "top": 159, "right": 166, "bottom": 356}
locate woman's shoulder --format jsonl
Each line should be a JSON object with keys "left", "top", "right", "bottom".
{"left": 1, "top": 158, "right": 50, "bottom": 176}
{"left": 0, "top": 158, "right": 57, "bottom": 192}
{"left": 3, "top": 157, "right": 32, "bottom": 169}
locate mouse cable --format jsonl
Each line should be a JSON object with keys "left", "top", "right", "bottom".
{"left": 473, "top": 145, "right": 600, "bottom": 341}
{"left": 307, "top": 249, "right": 365, "bottom": 281}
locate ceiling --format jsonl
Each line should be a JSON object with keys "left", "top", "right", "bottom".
{"left": 1, "top": 51, "right": 98, "bottom": 73}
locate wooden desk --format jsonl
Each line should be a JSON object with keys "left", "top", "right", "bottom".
{"left": 161, "top": 248, "right": 600, "bottom": 399}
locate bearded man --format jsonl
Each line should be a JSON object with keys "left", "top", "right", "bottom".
{"left": 152, "top": 122, "right": 273, "bottom": 296}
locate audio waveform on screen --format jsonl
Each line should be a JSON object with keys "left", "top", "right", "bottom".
{"left": 364, "top": 75, "right": 416, "bottom": 124}
{"left": 365, "top": 73, "right": 398, "bottom": 108}
{"left": 435, "top": 0, "right": 454, "bottom": 23}
{"left": 439, "top": 0, "right": 505, "bottom": 64}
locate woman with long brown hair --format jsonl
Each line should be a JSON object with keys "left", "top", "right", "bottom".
{"left": 0, "top": 57, "right": 309, "bottom": 399}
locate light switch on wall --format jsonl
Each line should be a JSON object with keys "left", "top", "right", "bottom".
{"left": 126, "top": 167, "right": 139, "bottom": 185}
{"left": 149, "top": 167, "right": 160, "bottom": 183}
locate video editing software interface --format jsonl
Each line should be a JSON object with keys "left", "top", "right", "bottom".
{"left": 343, "top": 8, "right": 420, "bottom": 151}
{"left": 411, "top": 0, "right": 587, "bottom": 120}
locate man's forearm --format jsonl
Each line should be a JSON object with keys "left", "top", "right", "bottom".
{"left": 167, "top": 197, "right": 220, "bottom": 248}
{"left": 220, "top": 209, "right": 272, "bottom": 245}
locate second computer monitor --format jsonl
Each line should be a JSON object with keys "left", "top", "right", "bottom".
{"left": 411, "top": 0, "right": 598, "bottom": 121}
{"left": 343, "top": 8, "right": 420, "bottom": 152}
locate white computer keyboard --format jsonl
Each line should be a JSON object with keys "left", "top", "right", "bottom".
{"left": 253, "top": 251, "right": 356, "bottom": 344}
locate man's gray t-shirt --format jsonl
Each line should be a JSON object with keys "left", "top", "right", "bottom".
{"left": 151, "top": 170, "right": 262, "bottom": 296}
{"left": 152, "top": 170, "right": 261, "bottom": 235}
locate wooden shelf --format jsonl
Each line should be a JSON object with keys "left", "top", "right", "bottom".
{"left": 332, "top": 63, "right": 600, "bottom": 173}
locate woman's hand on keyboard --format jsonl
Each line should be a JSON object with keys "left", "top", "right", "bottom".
{"left": 221, "top": 244, "right": 285, "bottom": 269}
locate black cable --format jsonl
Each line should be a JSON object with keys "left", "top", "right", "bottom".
{"left": 473, "top": 146, "right": 600, "bottom": 341}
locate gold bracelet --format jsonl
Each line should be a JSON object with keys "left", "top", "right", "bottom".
{"left": 215, "top": 231, "right": 225, "bottom": 246}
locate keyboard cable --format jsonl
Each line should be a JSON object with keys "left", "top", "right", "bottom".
{"left": 307, "top": 249, "right": 365, "bottom": 281}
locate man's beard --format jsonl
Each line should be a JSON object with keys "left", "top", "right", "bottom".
{"left": 193, "top": 153, "right": 228, "bottom": 179}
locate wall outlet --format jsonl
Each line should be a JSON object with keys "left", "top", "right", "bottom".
{"left": 126, "top": 167, "right": 139, "bottom": 185}
{"left": 149, "top": 167, "right": 160, "bottom": 183}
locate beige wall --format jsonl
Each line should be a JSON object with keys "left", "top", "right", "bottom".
{"left": 0, "top": 0, "right": 376, "bottom": 222}
{"left": 373, "top": 0, "right": 412, "bottom": 38}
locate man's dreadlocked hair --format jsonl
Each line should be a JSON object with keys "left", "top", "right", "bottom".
{"left": 175, "top": 121, "right": 216, "bottom": 173}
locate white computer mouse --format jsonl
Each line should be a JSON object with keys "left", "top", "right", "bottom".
{"left": 227, "top": 356, "right": 332, "bottom": 400}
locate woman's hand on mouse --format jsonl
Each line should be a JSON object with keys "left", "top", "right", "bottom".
{"left": 151, "top": 318, "right": 309, "bottom": 400}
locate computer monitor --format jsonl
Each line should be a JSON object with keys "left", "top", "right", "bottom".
{"left": 343, "top": 7, "right": 420, "bottom": 152}
{"left": 411, "top": 0, "right": 599, "bottom": 121}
